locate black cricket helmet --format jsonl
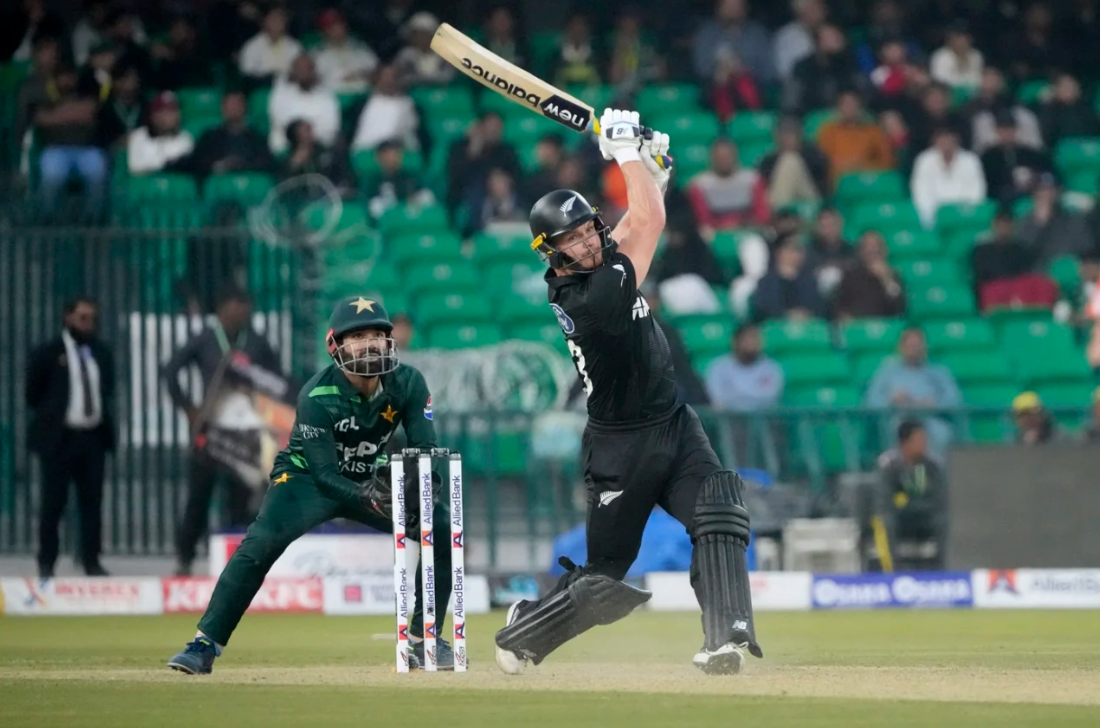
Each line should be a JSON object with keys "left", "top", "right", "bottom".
{"left": 326, "top": 296, "right": 399, "bottom": 376}
{"left": 529, "top": 189, "right": 615, "bottom": 271}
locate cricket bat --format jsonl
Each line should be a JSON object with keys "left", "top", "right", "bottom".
{"left": 430, "top": 22, "right": 672, "bottom": 169}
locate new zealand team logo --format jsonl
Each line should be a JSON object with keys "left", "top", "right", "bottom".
{"left": 453, "top": 531, "right": 464, "bottom": 549}
{"left": 550, "top": 303, "right": 575, "bottom": 334}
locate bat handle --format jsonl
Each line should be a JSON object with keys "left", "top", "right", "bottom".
{"left": 590, "top": 119, "right": 674, "bottom": 170}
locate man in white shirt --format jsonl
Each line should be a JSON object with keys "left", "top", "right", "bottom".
{"left": 910, "top": 126, "right": 986, "bottom": 229}
{"left": 128, "top": 91, "right": 195, "bottom": 175}
{"left": 26, "top": 296, "right": 115, "bottom": 578}
{"left": 238, "top": 4, "right": 302, "bottom": 83}
{"left": 352, "top": 64, "right": 419, "bottom": 152}
{"left": 268, "top": 54, "right": 341, "bottom": 154}
{"left": 774, "top": 0, "right": 826, "bottom": 81}
{"left": 393, "top": 11, "right": 455, "bottom": 86}
{"left": 313, "top": 9, "right": 378, "bottom": 94}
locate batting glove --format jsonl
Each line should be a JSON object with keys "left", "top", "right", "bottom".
{"left": 597, "top": 108, "right": 643, "bottom": 165}
{"left": 640, "top": 131, "right": 672, "bottom": 193}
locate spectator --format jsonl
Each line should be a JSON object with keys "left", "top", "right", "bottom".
{"left": 870, "top": 38, "right": 911, "bottom": 103}
{"left": 269, "top": 53, "right": 340, "bottom": 155}
{"left": 929, "top": 20, "right": 983, "bottom": 91}
{"left": 907, "top": 82, "right": 971, "bottom": 156}
{"left": 971, "top": 207, "right": 1037, "bottom": 293}
{"left": 365, "top": 140, "right": 435, "bottom": 219}
{"left": 834, "top": 230, "right": 906, "bottom": 320}
{"left": 688, "top": 138, "right": 769, "bottom": 234}
{"left": 1083, "top": 387, "right": 1100, "bottom": 442}
{"left": 469, "top": 168, "right": 526, "bottom": 235}
{"left": 783, "top": 23, "right": 864, "bottom": 115}
{"left": 608, "top": 9, "right": 665, "bottom": 94}
{"left": 806, "top": 206, "right": 854, "bottom": 295}
{"left": 351, "top": 64, "right": 418, "bottom": 153}
{"left": 552, "top": 13, "right": 601, "bottom": 87}
{"left": 445, "top": 111, "right": 520, "bottom": 213}
{"left": 694, "top": 0, "right": 775, "bottom": 85}
{"left": 865, "top": 327, "right": 961, "bottom": 459}
{"left": 1012, "top": 391, "right": 1060, "bottom": 445}
{"left": 855, "top": 0, "right": 923, "bottom": 75}
{"left": 1003, "top": 1, "right": 1068, "bottom": 83}
{"left": 652, "top": 215, "right": 728, "bottom": 315}
{"left": 162, "top": 287, "right": 284, "bottom": 576}
{"left": 77, "top": 41, "right": 118, "bottom": 102}
{"left": 207, "top": 0, "right": 262, "bottom": 65}
{"left": 752, "top": 235, "right": 826, "bottom": 321}
{"left": 31, "top": 63, "right": 106, "bottom": 217}
{"left": 1039, "top": 73, "right": 1100, "bottom": 149}
{"left": 151, "top": 14, "right": 214, "bottom": 90}
{"left": 71, "top": 0, "right": 112, "bottom": 67}
{"left": 1016, "top": 173, "right": 1094, "bottom": 266}
{"left": 16, "top": 33, "right": 60, "bottom": 142}
{"left": 104, "top": 6, "right": 151, "bottom": 85}
{"left": 26, "top": 296, "right": 115, "bottom": 578}
{"left": 875, "top": 419, "right": 947, "bottom": 570}
{"left": 313, "top": 9, "right": 378, "bottom": 94}
{"left": 128, "top": 92, "right": 194, "bottom": 176}
{"left": 969, "top": 68, "right": 1043, "bottom": 153}
{"left": 521, "top": 134, "right": 566, "bottom": 203}
{"left": 95, "top": 63, "right": 143, "bottom": 151}
{"left": 238, "top": 4, "right": 302, "bottom": 86}
{"left": 706, "top": 48, "right": 762, "bottom": 124}
{"left": 188, "top": 89, "right": 275, "bottom": 180}
{"left": 910, "top": 126, "right": 986, "bottom": 229}
{"left": 483, "top": 5, "right": 527, "bottom": 69}
{"left": 1, "top": 0, "right": 65, "bottom": 63}
{"left": 774, "top": 0, "right": 826, "bottom": 81}
{"left": 705, "top": 323, "right": 785, "bottom": 411}
{"left": 280, "top": 119, "right": 353, "bottom": 191}
{"left": 817, "top": 89, "right": 896, "bottom": 189}
{"left": 981, "top": 110, "right": 1054, "bottom": 205}
{"left": 391, "top": 312, "right": 415, "bottom": 352}
{"left": 393, "top": 12, "right": 454, "bottom": 86}
{"left": 757, "top": 116, "right": 829, "bottom": 207}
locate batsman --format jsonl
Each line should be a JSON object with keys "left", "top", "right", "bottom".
{"left": 168, "top": 297, "right": 455, "bottom": 673}
{"left": 494, "top": 109, "right": 763, "bottom": 675}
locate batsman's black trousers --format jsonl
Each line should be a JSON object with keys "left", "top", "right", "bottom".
{"left": 582, "top": 403, "right": 722, "bottom": 580}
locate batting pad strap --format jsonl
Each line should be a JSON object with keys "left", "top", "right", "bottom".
{"left": 494, "top": 575, "right": 651, "bottom": 665}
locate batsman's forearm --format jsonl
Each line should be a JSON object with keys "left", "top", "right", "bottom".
{"left": 620, "top": 161, "right": 665, "bottom": 234}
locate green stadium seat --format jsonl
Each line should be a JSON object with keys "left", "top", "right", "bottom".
{"left": 999, "top": 319, "right": 1076, "bottom": 352}
{"left": 938, "top": 350, "right": 1013, "bottom": 385}
{"left": 425, "top": 113, "right": 476, "bottom": 145}
{"left": 351, "top": 148, "right": 424, "bottom": 180}
{"left": 923, "top": 318, "right": 996, "bottom": 352}
{"left": 247, "top": 88, "right": 270, "bottom": 132}
{"left": 674, "top": 143, "right": 712, "bottom": 181}
{"left": 178, "top": 87, "right": 221, "bottom": 119}
{"left": 849, "top": 201, "right": 921, "bottom": 236}
{"left": 787, "top": 385, "right": 865, "bottom": 471}
{"left": 567, "top": 84, "right": 614, "bottom": 115}
{"left": 402, "top": 261, "right": 478, "bottom": 294}
{"left": 779, "top": 352, "right": 850, "bottom": 387}
{"left": 377, "top": 203, "right": 449, "bottom": 237}
{"left": 203, "top": 172, "right": 274, "bottom": 207}
{"left": 122, "top": 173, "right": 198, "bottom": 202}
{"left": 1011, "top": 348, "right": 1093, "bottom": 387}
{"left": 636, "top": 84, "right": 702, "bottom": 117}
{"left": 485, "top": 260, "right": 545, "bottom": 298}
{"left": 416, "top": 291, "right": 493, "bottom": 325}
{"left": 1034, "top": 382, "right": 1095, "bottom": 407}
{"left": 761, "top": 319, "right": 832, "bottom": 354}
{"left": 497, "top": 296, "right": 551, "bottom": 325}
{"left": 896, "top": 259, "right": 964, "bottom": 286}
{"left": 840, "top": 318, "right": 906, "bottom": 354}
{"left": 508, "top": 321, "right": 566, "bottom": 350}
{"left": 803, "top": 110, "right": 835, "bottom": 140}
{"left": 1048, "top": 255, "right": 1082, "bottom": 297}
{"left": 786, "top": 384, "right": 860, "bottom": 407}
{"left": 1054, "top": 137, "right": 1100, "bottom": 177}
{"left": 410, "top": 86, "right": 475, "bottom": 115}
{"left": 711, "top": 228, "right": 760, "bottom": 276}
{"left": 389, "top": 231, "right": 463, "bottom": 267}
{"left": 906, "top": 283, "right": 976, "bottom": 320}
{"left": 428, "top": 322, "right": 504, "bottom": 349}
{"left": 726, "top": 111, "right": 776, "bottom": 145}
{"left": 935, "top": 201, "right": 996, "bottom": 237}
{"left": 503, "top": 114, "right": 569, "bottom": 147}
{"left": 305, "top": 201, "right": 370, "bottom": 235}
{"left": 677, "top": 315, "right": 734, "bottom": 357}
{"left": 1065, "top": 170, "right": 1100, "bottom": 195}
{"left": 885, "top": 229, "right": 942, "bottom": 260}
{"left": 962, "top": 383, "right": 1017, "bottom": 406}
{"left": 183, "top": 113, "right": 221, "bottom": 140}
{"left": 472, "top": 230, "right": 534, "bottom": 264}
{"left": 646, "top": 111, "right": 721, "bottom": 145}
{"left": 738, "top": 142, "right": 773, "bottom": 168}
{"left": 852, "top": 352, "right": 890, "bottom": 387}
{"left": 1016, "top": 79, "right": 1050, "bottom": 105}
{"left": 835, "top": 171, "right": 906, "bottom": 205}
{"left": 942, "top": 229, "right": 980, "bottom": 261}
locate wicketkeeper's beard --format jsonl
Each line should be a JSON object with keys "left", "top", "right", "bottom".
{"left": 333, "top": 340, "right": 399, "bottom": 377}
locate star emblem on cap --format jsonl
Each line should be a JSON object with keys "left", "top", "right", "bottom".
{"left": 350, "top": 297, "right": 376, "bottom": 314}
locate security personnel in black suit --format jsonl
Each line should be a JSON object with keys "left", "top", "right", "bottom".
{"left": 25, "top": 296, "right": 115, "bottom": 578}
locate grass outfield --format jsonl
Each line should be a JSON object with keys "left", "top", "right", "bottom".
{"left": 2, "top": 610, "right": 1099, "bottom": 727}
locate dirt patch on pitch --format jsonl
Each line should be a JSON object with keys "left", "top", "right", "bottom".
{"left": 2, "top": 663, "right": 1098, "bottom": 706}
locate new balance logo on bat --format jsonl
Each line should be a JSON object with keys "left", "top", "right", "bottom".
{"left": 632, "top": 295, "right": 650, "bottom": 320}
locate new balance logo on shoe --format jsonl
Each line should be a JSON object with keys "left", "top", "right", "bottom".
{"left": 599, "top": 490, "right": 623, "bottom": 507}
{"left": 632, "top": 295, "right": 650, "bottom": 320}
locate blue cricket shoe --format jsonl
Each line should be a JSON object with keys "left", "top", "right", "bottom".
{"left": 411, "top": 637, "right": 455, "bottom": 671}
{"left": 167, "top": 636, "right": 220, "bottom": 675}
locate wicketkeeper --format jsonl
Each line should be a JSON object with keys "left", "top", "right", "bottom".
{"left": 168, "top": 296, "right": 454, "bottom": 674}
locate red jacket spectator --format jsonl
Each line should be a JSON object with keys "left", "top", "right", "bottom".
{"left": 688, "top": 138, "right": 770, "bottom": 230}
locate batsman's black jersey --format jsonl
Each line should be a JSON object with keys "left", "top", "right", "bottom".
{"left": 546, "top": 251, "right": 676, "bottom": 423}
